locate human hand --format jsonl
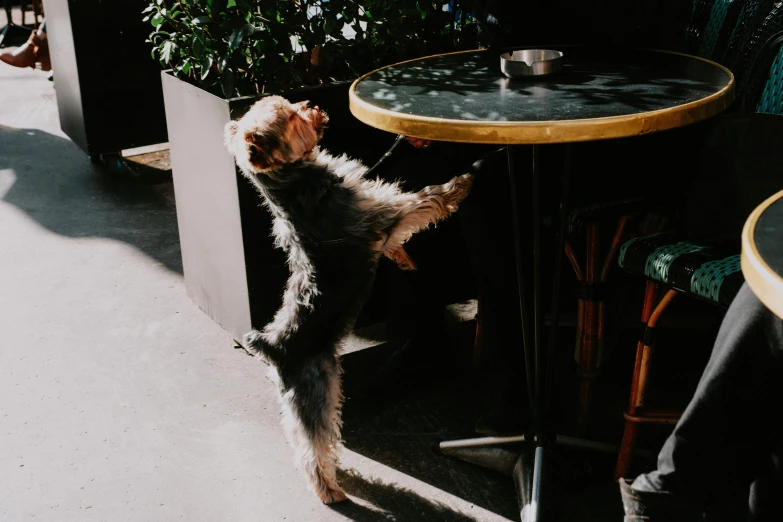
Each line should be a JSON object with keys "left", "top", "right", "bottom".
{"left": 403, "top": 136, "right": 432, "bottom": 149}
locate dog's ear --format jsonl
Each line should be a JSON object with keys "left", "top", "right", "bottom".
{"left": 245, "top": 131, "right": 283, "bottom": 171}
{"left": 286, "top": 110, "right": 327, "bottom": 158}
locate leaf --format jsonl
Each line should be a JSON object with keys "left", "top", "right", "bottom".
{"left": 192, "top": 16, "right": 211, "bottom": 25}
{"left": 228, "top": 28, "right": 244, "bottom": 50}
{"left": 227, "top": 0, "right": 236, "bottom": 7}
{"left": 151, "top": 14, "right": 165, "bottom": 27}
{"left": 217, "top": 53, "right": 229, "bottom": 73}
{"left": 192, "top": 34, "right": 205, "bottom": 59}
{"left": 242, "top": 23, "right": 255, "bottom": 36}
{"left": 193, "top": 25, "right": 205, "bottom": 42}
{"left": 200, "top": 55, "right": 213, "bottom": 79}
{"left": 161, "top": 41, "right": 173, "bottom": 63}
{"left": 221, "top": 68, "right": 235, "bottom": 98}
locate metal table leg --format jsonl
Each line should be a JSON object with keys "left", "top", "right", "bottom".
{"left": 439, "top": 144, "right": 617, "bottom": 521}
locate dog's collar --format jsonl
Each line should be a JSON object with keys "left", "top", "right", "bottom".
{"left": 301, "top": 237, "right": 351, "bottom": 247}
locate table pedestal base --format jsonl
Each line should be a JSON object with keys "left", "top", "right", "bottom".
{"left": 437, "top": 144, "right": 611, "bottom": 521}
{"left": 439, "top": 435, "right": 626, "bottom": 521}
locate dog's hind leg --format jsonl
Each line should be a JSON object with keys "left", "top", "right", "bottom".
{"left": 382, "top": 173, "right": 473, "bottom": 265}
{"left": 277, "top": 353, "right": 347, "bottom": 504}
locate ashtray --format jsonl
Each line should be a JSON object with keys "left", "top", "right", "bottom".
{"left": 500, "top": 49, "right": 563, "bottom": 78}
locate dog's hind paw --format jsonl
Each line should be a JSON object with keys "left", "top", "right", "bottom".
{"left": 317, "top": 485, "right": 348, "bottom": 504}
{"left": 241, "top": 329, "right": 265, "bottom": 355}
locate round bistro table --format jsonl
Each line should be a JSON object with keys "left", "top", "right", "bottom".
{"left": 742, "top": 188, "right": 783, "bottom": 320}
{"left": 349, "top": 47, "right": 733, "bottom": 522}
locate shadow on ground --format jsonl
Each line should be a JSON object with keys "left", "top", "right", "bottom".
{"left": 0, "top": 125, "right": 182, "bottom": 273}
{"left": 338, "top": 297, "right": 720, "bottom": 521}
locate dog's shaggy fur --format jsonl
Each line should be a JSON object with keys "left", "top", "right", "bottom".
{"left": 224, "top": 95, "right": 473, "bottom": 503}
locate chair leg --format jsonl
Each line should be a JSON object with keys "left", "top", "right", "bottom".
{"left": 574, "top": 216, "right": 630, "bottom": 436}
{"left": 32, "top": 0, "right": 41, "bottom": 29}
{"left": 565, "top": 238, "right": 583, "bottom": 361}
{"left": 615, "top": 284, "right": 678, "bottom": 479}
{"left": 575, "top": 223, "right": 599, "bottom": 436}
{"left": 597, "top": 216, "right": 630, "bottom": 365}
{"left": 616, "top": 281, "right": 658, "bottom": 479}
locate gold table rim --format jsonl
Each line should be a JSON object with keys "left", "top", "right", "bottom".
{"left": 741, "top": 188, "right": 783, "bottom": 319}
{"left": 348, "top": 48, "right": 735, "bottom": 144}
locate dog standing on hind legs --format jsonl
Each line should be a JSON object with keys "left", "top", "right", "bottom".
{"left": 224, "top": 95, "right": 473, "bottom": 503}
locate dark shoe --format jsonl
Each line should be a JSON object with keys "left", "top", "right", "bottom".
{"left": 619, "top": 478, "right": 702, "bottom": 522}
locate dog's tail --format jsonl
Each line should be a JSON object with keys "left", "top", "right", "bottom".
{"left": 276, "top": 353, "right": 347, "bottom": 504}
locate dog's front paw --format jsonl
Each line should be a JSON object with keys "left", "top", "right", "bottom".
{"left": 455, "top": 172, "right": 474, "bottom": 191}
{"left": 444, "top": 173, "right": 474, "bottom": 211}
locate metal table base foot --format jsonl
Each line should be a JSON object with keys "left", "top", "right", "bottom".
{"left": 439, "top": 434, "right": 654, "bottom": 521}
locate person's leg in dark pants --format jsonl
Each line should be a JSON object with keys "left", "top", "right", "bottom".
{"left": 621, "top": 283, "right": 783, "bottom": 521}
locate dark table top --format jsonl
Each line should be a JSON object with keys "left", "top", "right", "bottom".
{"left": 742, "top": 189, "right": 783, "bottom": 319}
{"left": 349, "top": 47, "right": 734, "bottom": 144}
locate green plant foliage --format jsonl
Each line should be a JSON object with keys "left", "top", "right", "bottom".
{"left": 145, "top": 0, "right": 475, "bottom": 98}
